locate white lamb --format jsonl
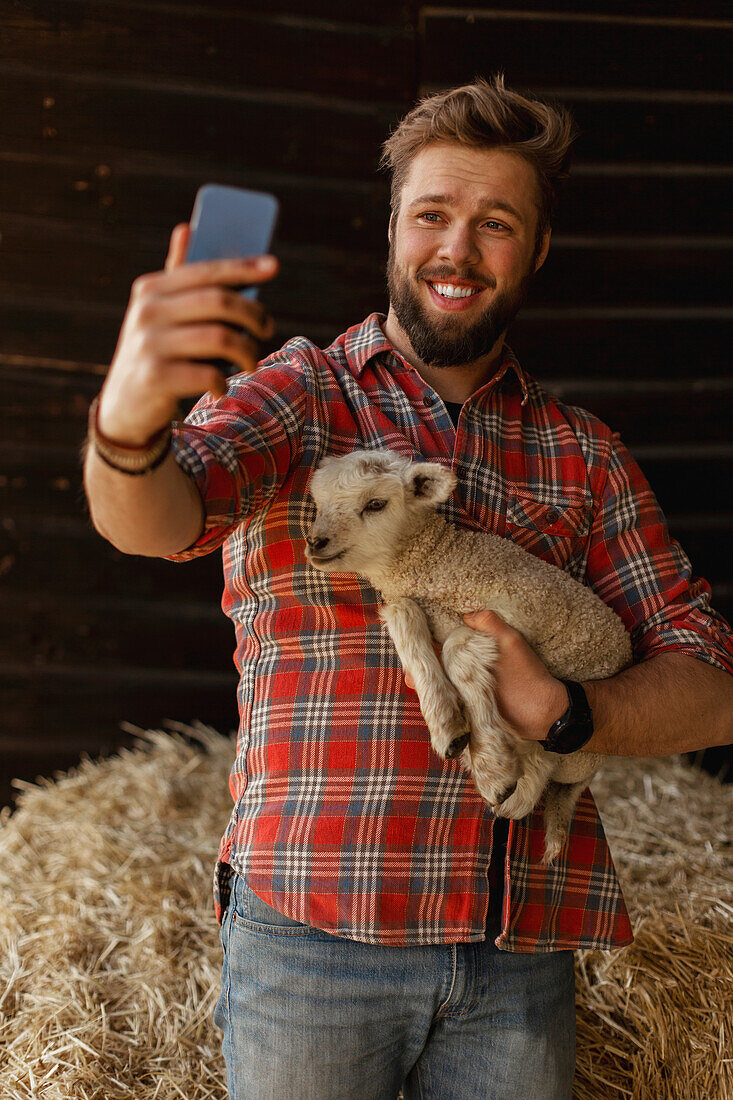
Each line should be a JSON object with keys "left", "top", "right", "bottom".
{"left": 304, "top": 448, "right": 632, "bottom": 864}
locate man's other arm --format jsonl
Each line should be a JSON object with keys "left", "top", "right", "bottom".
{"left": 581, "top": 651, "right": 733, "bottom": 755}
{"left": 456, "top": 425, "right": 733, "bottom": 757}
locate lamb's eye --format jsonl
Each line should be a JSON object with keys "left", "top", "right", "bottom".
{"left": 363, "top": 498, "right": 387, "bottom": 513}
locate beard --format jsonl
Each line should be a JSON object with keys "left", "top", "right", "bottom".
{"left": 385, "top": 241, "right": 535, "bottom": 369}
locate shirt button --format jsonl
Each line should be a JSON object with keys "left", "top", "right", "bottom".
{"left": 424, "top": 394, "right": 436, "bottom": 406}
{"left": 545, "top": 507, "right": 560, "bottom": 524}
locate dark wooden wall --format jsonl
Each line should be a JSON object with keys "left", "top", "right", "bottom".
{"left": 1, "top": 0, "right": 731, "bottom": 806}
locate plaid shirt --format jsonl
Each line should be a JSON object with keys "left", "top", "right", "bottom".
{"left": 165, "top": 311, "right": 733, "bottom": 952}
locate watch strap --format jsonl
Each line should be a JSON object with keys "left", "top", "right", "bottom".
{"left": 540, "top": 679, "right": 594, "bottom": 754}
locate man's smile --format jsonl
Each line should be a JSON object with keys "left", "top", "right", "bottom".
{"left": 424, "top": 278, "right": 487, "bottom": 311}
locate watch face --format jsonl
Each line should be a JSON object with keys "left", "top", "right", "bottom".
{"left": 543, "top": 681, "right": 594, "bottom": 754}
{"left": 547, "top": 717, "right": 593, "bottom": 754}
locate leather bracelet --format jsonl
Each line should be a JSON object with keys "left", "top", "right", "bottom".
{"left": 87, "top": 395, "right": 172, "bottom": 476}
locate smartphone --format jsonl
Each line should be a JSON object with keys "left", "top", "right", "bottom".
{"left": 180, "top": 183, "right": 279, "bottom": 413}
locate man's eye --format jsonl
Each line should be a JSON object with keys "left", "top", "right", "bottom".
{"left": 419, "top": 212, "right": 508, "bottom": 232}
{"left": 363, "top": 499, "right": 387, "bottom": 513}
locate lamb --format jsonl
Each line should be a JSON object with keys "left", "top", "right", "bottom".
{"left": 304, "top": 448, "right": 633, "bottom": 865}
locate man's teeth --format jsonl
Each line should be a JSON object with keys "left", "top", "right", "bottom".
{"left": 429, "top": 282, "right": 481, "bottom": 299}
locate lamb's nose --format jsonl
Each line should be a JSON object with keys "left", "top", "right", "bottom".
{"left": 307, "top": 535, "right": 330, "bottom": 552}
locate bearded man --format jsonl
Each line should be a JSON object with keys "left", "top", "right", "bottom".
{"left": 83, "top": 74, "right": 733, "bottom": 1100}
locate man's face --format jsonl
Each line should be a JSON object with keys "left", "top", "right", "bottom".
{"left": 386, "top": 143, "right": 550, "bottom": 369}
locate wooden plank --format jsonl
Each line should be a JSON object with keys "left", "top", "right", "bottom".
{"left": 0, "top": 299, "right": 729, "bottom": 384}
{"left": 2, "top": 440, "right": 732, "bottom": 591}
{"left": 0, "top": 518, "right": 225, "bottom": 603}
{"left": 3, "top": 498, "right": 732, "bottom": 603}
{"left": 10, "top": 369, "right": 733, "bottom": 453}
{"left": 0, "top": 665, "right": 239, "bottom": 754}
{"left": 123, "top": 0, "right": 733, "bottom": 23}
{"left": 0, "top": 69, "right": 400, "bottom": 180}
{"left": 31, "top": 0, "right": 416, "bottom": 28}
{"left": 668, "top": 519, "right": 733, "bottom": 589}
{"left": 0, "top": 591, "right": 235, "bottom": 672}
{"left": 1, "top": 213, "right": 729, "bottom": 325}
{"left": 0, "top": 152, "right": 391, "bottom": 253}
{"left": 0, "top": 297, "right": 337, "bottom": 373}
{"left": 511, "top": 313, "right": 733, "bottom": 383}
{"left": 558, "top": 168, "right": 733, "bottom": 237}
{"left": 421, "top": 10, "right": 730, "bottom": 93}
{"left": 417, "top": 85, "right": 732, "bottom": 167}
{"left": 1, "top": 150, "right": 729, "bottom": 247}
{"left": 6, "top": 364, "right": 731, "bottom": 451}
{"left": 4, "top": 66, "right": 732, "bottom": 184}
{"left": 537, "top": 381, "right": 733, "bottom": 446}
{"left": 2, "top": 2, "right": 415, "bottom": 103}
{"left": 0, "top": 218, "right": 387, "bottom": 326}
{"left": 628, "top": 448, "right": 732, "bottom": 517}
{"left": 529, "top": 239, "right": 731, "bottom": 309}
{"left": 416, "top": 1, "right": 732, "bottom": 18}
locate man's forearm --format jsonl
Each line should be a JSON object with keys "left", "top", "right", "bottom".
{"left": 83, "top": 440, "right": 205, "bottom": 557}
{"left": 580, "top": 652, "right": 733, "bottom": 757}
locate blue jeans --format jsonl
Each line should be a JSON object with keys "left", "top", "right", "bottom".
{"left": 213, "top": 870, "right": 576, "bottom": 1099}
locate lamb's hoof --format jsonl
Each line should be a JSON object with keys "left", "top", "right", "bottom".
{"left": 541, "top": 836, "right": 565, "bottom": 866}
{"left": 492, "top": 781, "right": 518, "bottom": 811}
{"left": 445, "top": 732, "right": 470, "bottom": 759}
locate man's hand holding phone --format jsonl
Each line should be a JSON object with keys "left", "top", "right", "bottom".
{"left": 96, "top": 222, "right": 278, "bottom": 446}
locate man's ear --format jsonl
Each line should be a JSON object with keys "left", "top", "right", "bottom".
{"left": 407, "top": 462, "right": 457, "bottom": 506}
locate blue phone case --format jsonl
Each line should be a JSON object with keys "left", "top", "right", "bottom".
{"left": 184, "top": 184, "right": 279, "bottom": 381}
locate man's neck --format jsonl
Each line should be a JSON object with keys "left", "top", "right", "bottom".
{"left": 382, "top": 307, "right": 505, "bottom": 405}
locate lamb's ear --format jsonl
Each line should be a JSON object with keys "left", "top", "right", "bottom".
{"left": 406, "top": 462, "right": 457, "bottom": 506}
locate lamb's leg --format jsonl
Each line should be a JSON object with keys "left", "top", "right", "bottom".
{"left": 440, "top": 626, "right": 521, "bottom": 808}
{"left": 541, "top": 779, "right": 589, "bottom": 865}
{"left": 492, "top": 741, "right": 555, "bottom": 822}
{"left": 379, "top": 599, "right": 471, "bottom": 761}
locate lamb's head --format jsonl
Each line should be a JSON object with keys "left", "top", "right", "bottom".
{"left": 305, "top": 449, "right": 456, "bottom": 581}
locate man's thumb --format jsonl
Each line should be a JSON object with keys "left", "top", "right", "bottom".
{"left": 165, "top": 223, "right": 190, "bottom": 271}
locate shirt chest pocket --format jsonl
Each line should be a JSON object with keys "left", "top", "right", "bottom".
{"left": 504, "top": 491, "right": 592, "bottom": 574}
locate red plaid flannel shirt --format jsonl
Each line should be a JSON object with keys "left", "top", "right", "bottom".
{"left": 165, "top": 311, "right": 733, "bottom": 952}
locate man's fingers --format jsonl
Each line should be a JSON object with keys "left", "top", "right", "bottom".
{"left": 151, "top": 252, "right": 279, "bottom": 296}
{"left": 463, "top": 609, "right": 508, "bottom": 633}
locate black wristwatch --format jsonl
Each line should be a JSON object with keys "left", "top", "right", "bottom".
{"left": 539, "top": 679, "right": 594, "bottom": 754}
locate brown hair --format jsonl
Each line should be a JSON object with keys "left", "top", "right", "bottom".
{"left": 379, "top": 73, "right": 579, "bottom": 261}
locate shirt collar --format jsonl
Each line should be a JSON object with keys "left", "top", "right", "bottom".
{"left": 341, "top": 311, "right": 530, "bottom": 407}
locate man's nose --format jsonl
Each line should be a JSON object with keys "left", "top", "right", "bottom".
{"left": 437, "top": 223, "right": 481, "bottom": 267}
{"left": 307, "top": 534, "right": 330, "bottom": 552}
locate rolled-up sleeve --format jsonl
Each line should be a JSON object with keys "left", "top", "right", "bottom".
{"left": 585, "top": 432, "right": 733, "bottom": 676}
{"left": 162, "top": 358, "right": 310, "bottom": 562}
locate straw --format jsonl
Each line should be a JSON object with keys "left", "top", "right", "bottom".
{"left": 0, "top": 722, "right": 730, "bottom": 1098}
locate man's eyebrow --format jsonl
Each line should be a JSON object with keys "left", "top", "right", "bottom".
{"left": 405, "top": 193, "right": 525, "bottom": 226}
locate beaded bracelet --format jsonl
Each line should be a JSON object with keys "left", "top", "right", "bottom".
{"left": 86, "top": 396, "right": 172, "bottom": 475}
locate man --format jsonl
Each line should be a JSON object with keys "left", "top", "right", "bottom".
{"left": 83, "top": 74, "right": 733, "bottom": 1100}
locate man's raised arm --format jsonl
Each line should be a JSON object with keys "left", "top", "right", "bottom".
{"left": 82, "top": 223, "right": 278, "bottom": 557}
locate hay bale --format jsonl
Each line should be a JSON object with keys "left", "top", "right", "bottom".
{"left": 0, "top": 723, "right": 730, "bottom": 1099}
{"left": 577, "top": 754, "right": 733, "bottom": 1099}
